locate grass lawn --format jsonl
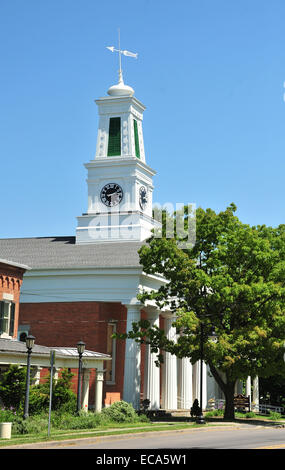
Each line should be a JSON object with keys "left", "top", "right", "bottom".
{"left": 1, "top": 412, "right": 284, "bottom": 448}
{"left": 0, "top": 420, "right": 235, "bottom": 447}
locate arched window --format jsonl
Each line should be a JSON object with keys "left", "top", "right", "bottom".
{"left": 19, "top": 332, "right": 27, "bottom": 342}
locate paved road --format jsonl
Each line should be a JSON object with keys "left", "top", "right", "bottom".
{"left": 4, "top": 424, "right": 285, "bottom": 450}
{"left": 52, "top": 426, "right": 285, "bottom": 450}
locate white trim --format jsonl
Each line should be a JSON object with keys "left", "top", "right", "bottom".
{"left": 19, "top": 267, "right": 166, "bottom": 304}
{"left": 0, "top": 351, "right": 110, "bottom": 369}
{"left": 2, "top": 293, "right": 14, "bottom": 301}
{"left": 0, "top": 259, "right": 31, "bottom": 270}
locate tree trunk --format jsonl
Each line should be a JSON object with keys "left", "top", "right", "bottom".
{"left": 208, "top": 363, "right": 236, "bottom": 420}
{"left": 223, "top": 381, "right": 236, "bottom": 420}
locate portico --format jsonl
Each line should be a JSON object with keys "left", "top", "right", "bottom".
{"left": 123, "top": 304, "right": 209, "bottom": 412}
{"left": 0, "top": 337, "right": 111, "bottom": 412}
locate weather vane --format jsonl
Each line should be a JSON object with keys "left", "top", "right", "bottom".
{"left": 106, "top": 29, "right": 138, "bottom": 83}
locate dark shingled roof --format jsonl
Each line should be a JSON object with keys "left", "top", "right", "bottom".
{"left": 0, "top": 236, "right": 144, "bottom": 270}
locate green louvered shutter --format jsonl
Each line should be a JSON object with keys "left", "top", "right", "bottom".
{"left": 9, "top": 302, "right": 15, "bottom": 337}
{"left": 133, "top": 119, "right": 140, "bottom": 158}
{"left": 107, "top": 117, "right": 121, "bottom": 156}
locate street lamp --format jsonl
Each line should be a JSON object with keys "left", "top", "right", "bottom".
{"left": 196, "top": 323, "right": 206, "bottom": 424}
{"left": 24, "top": 335, "right": 35, "bottom": 419}
{"left": 76, "top": 340, "right": 86, "bottom": 413}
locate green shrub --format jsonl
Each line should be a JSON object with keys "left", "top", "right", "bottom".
{"left": 52, "top": 369, "right": 77, "bottom": 412}
{"left": 57, "top": 411, "right": 103, "bottom": 430}
{"left": 22, "top": 415, "right": 48, "bottom": 434}
{"left": 28, "top": 386, "right": 49, "bottom": 414}
{"left": 0, "top": 366, "right": 76, "bottom": 416}
{"left": 11, "top": 416, "right": 29, "bottom": 435}
{"left": 0, "top": 365, "right": 26, "bottom": 410}
{"left": 0, "top": 407, "right": 17, "bottom": 422}
{"left": 101, "top": 401, "right": 140, "bottom": 423}
{"left": 28, "top": 368, "right": 76, "bottom": 415}
{"left": 8, "top": 404, "right": 151, "bottom": 436}
{"left": 205, "top": 408, "right": 224, "bottom": 417}
{"left": 244, "top": 411, "right": 256, "bottom": 418}
{"left": 268, "top": 411, "right": 281, "bottom": 420}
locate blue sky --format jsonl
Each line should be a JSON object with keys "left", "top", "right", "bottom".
{"left": 0, "top": 0, "right": 285, "bottom": 238}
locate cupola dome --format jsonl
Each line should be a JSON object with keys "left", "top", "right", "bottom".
{"left": 107, "top": 71, "right": 134, "bottom": 97}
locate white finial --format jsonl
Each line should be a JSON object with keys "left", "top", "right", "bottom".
{"left": 106, "top": 29, "right": 138, "bottom": 96}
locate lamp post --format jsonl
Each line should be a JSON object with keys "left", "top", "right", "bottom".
{"left": 76, "top": 340, "right": 86, "bottom": 413}
{"left": 196, "top": 323, "right": 206, "bottom": 424}
{"left": 24, "top": 335, "right": 35, "bottom": 419}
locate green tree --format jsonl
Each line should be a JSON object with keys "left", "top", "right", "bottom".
{"left": 259, "top": 375, "right": 285, "bottom": 406}
{"left": 29, "top": 368, "right": 76, "bottom": 414}
{"left": 0, "top": 364, "right": 26, "bottom": 410}
{"left": 118, "top": 204, "right": 285, "bottom": 420}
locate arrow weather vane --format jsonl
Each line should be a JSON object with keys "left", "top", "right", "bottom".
{"left": 106, "top": 29, "right": 138, "bottom": 83}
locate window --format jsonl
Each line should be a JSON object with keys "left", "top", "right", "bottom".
{"left": 133, "top": 119, "right": 140, "bottom": 158}
{"left": 18, "top": 324, "right": 30, "bottom": 342}
{"left": 0, "top": 301, "right": 15, "bottom": 337}
{"left": 107, "top": 117, "right": 121, "bottom": 156}
{"left": 19, "top": 332, "right": 27, "bottom": 342}
{"left": 106, "top": 322, "right": 117, "bottom": 383}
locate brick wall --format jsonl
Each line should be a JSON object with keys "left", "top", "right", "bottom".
{"left": 19, "top": 301, "right": 147, "bottom": 407}
{"left": 0, "top": 262, "right": 25, "bottom": 338}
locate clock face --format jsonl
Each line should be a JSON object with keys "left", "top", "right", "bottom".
{"left": 100, "top": 183, "right": 123, "bottom": 207}
{"left": 139, "top": 185, "right": 148, "bottom": 210}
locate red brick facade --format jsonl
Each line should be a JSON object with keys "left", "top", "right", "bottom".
{"left": 0, "top": 261, "right": 26, "bottom": 338}
{"left": 19, "top": 302, "right": 147, "bottom": 407}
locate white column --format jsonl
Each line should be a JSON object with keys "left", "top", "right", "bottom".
{"left": 177, "top": 358, "right": 192, "bottom": 409}
{"left": 82, "top": 369, "right": 91, "bottom": 412}
{"left": 54, "top": 368, "right": 60, "bottom": 383}
{"left": 161, "top": 315, "right": 177, "bottom": 410}
{"left": 202, "top": 362, "right": 207, "bottom": 409}
{"left": 192, "top": 362, "right": 199, "bottom": 402}
{"left": 235, "top": 380, "right": 243, "bottom": 394}
{"left": 193, "top": 361, "right": 207, "bottom": 410}
{"left": 95, "top": 370, "right": 104, "bottom": 413}
{"left": 246, "top": 376, "right": 251, "bottom": 397}
{"left": 31, "top": 367, "right": 42, "bottom": 385}
{"left": 252, "top": 376, "right": 259, "bottom": 411}
{"left": 143, "top": 310, "right": 160, "bottom": 409}
{"left": 123, "top": 304, "right": 141, "bottom": 409}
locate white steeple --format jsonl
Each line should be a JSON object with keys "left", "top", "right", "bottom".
{"left": 76, "top": 40, "right": 159, "bottom": 244}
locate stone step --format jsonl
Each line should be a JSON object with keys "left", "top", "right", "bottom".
{"left": 167, "top": 409, "right": 190, "bottom": 417}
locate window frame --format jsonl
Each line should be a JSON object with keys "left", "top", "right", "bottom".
{"left": 0, "top": 300, "right": 16, "bottom": 337}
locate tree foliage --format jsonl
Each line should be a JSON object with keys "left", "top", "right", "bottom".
{"left": 0, "top": 364, "right": 26, "bottom": 410}
{"left": 29, "top": 368, "right": 76, "bottom": 414}
{"left": 118, "top": 204, "right": 285, "bottom": 419}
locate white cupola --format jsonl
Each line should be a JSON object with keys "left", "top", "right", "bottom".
{"left": 76, "top": 44, "right": 159, "bottom": 244}
{"left": 107, "top": 69, "right": 134, "bottom": 97}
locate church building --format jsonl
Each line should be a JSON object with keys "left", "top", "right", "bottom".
{"left": 0, "top": 55, "right": 232, "bottom": 412}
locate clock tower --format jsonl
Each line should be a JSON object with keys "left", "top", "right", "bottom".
{"left": 76, "top": 61, "right": 158, "bottom": 244}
